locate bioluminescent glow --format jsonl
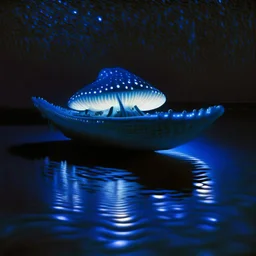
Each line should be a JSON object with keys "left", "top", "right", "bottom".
{"left": 32, "top": 67, "right": 224, "bottom": 150}
{"left": 40, "top": 149, "right": 220, "bottom": 253}
{"left": 5, "top": 120, "right": 256, "bottom": 255}
{"left": 44, "top": 158, "right": 85, "bottom": 213}
{"left": 68, "top": 67, "right": 166, "bottom": 111}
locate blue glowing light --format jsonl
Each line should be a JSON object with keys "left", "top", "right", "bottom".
{"left": 68, "top": 67, "right": 166, "bottom": 111}
{"left": 8, "top": 113, "right": 254, "bottom": 255}
{"left": 55, "top": 215, "right": 69, "bottom": 221}
{"left": 39, "top": 147, "right": 222, "bottom": 253}
{"left": 32, "top": 63, "right": 224, "bottom": 151}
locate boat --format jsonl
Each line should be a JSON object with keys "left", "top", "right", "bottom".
{"left": 32, "top": 67, "right": 224, "bottom": 150}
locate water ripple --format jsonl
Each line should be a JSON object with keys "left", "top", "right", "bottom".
{"left": 6, "top": 141, "right": 226, "bottom": 255}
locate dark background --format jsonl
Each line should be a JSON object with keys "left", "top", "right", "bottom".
{"left": 0, "top": 0, "right": 255, "bottom": 108}
{"left": 0, "top": 2, "right": 256, "bottom": 254}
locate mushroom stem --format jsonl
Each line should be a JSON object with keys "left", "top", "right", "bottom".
{"left": 107, "top": 106, "right": 114, "bottom": 117}
{"left": 116, "top": 95, "right": 127, "bottom": 117}
{"left": 134, "top": 105, "right": 145, "bottom": 116}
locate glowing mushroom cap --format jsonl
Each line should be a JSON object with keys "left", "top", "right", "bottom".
{"left": 68, "top": 67, "right": 166, "bottom": 111}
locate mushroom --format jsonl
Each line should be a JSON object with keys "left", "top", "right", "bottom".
{"left": 67, "top": 67, "right": 166, "bottom": 116}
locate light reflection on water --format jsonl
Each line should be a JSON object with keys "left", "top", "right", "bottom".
{"left": 3, "top": 127, "right": 255, "bottom": 255}
{"left": 29, "top": 150, "right": 219, "bottom": 255}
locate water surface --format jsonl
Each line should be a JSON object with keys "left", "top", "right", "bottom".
{"left": 0, "top": 114, "right": 255, "bottom": 255}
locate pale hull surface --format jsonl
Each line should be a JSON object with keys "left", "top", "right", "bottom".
{"left": 32, "top": 97, "right": 224, "bottom": 151}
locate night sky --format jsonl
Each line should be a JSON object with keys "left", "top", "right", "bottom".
{"left": 0, "top": 0, "right": 255, "bottom": 108}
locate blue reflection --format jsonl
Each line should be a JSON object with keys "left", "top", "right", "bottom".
{"left": 55, "top": 215, "right": 69, "bottom": 221}
{"left": 35, "top": 146, "right": 220, "bottom": 253}
{"left": 3, "top": 110, "right": 256, "bottom": 255}
{"left": 95, "top": 179, "right": 146, "bottom": 251}
{"left": 50, "top": 159, "right": 84, "bottom": 213}
{"left": 8, "top": 120, "right": 254, "bottom": 255}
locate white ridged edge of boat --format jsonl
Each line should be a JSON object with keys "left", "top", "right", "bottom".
{"left": 31, "top": 68, "right": 224, "bottom": 150}
{"left": 31, "top": 96, "right": 224, "bottom": 151}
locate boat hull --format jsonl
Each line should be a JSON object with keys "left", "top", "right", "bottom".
{"left": 32, "top": 97, "right": 224, "bottom": 151}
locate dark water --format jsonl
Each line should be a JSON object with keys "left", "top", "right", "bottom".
{"left": 0, "top": 113, "right": 255, "bottom": 255}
